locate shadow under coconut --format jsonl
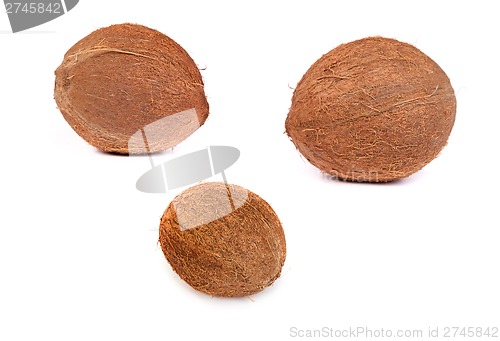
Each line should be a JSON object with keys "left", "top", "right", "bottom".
{"left": 93, "top": 147, "right": 176, "bottom": 158}
{"left": 160, "top": 254, "right": 284, "bottom": 303}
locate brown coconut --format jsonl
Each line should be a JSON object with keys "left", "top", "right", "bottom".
{"left": 54, "top": 23, "right": 209, "bottom": 154}
{"left": 159, "top": 182, "right": 286, "bottom": 297}
{"left": 285, "top": 36, "right": 456, "bottom": 182}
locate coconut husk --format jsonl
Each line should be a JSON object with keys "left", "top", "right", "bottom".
{"left": 54, "top": 23, "right": 209, "bottom": 154}
{"left": 159, "top": 182, "right": 286, "bottom": 297}
{"left": 285, "top": 36, "right": 456, "bottom": 182}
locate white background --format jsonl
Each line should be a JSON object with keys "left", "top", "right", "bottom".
{"left": 1, "top": 1, "right": 499, "bottom": 340}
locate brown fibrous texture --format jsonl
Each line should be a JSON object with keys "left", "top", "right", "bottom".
{"left": 54, "top": 23, "right": 209, "bottom": 154}
{"left": 159, "top": 182, "right": 286, "bottom": 297}
{"left": 285, "top": 36, "right": 456, "bottom": 182}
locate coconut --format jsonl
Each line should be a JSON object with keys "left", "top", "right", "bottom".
{"left": 285, "top": 36, "right": 456, "bottom": 182}
{"left": 54, "top": 23, "right": 209, "bottom": 154}
{"left": 159, "top": 182, "right": 286, "bottom": 297}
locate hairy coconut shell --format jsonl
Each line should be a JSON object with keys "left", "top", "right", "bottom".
{"left": 285, "top": 36, "right": 456, "bottom": 182}
{"left": 159, "top": 182, "right": 286, "bottom": 297}
{"left": 54, "top": 23, "right": 209, "bottom": 154}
